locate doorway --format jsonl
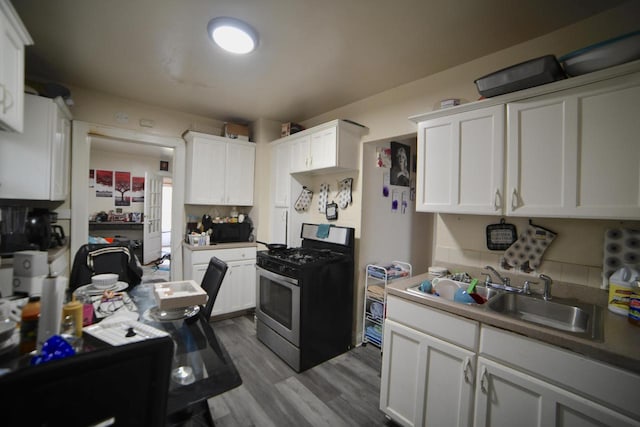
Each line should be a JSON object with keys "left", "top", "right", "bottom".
{"left": 87, "top": 135, "right": 174, "bottom": 279}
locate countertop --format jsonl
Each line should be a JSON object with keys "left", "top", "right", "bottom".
{"left": 182, "top": 241, "right": 257, "bottom": 251}
{"left": 387, "top": 272, "right": 640, "bottom": 375}
{"left": 0, "top": 243, "right": 69, "bottom": 267}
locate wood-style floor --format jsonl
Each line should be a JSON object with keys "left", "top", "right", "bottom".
{"left": 206, "top": 314, "right": 395, "bottom": 426}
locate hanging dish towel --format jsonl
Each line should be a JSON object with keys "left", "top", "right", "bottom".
{"left": 294, "top": 187, "right": 313, "bottom": 212}
{"left": 337, "top": 178, "right": 353, "bottom": 209}
{"left": 318, "top": 183, "right": 330, "bottom": 213}
{"left": 503, "top": 223, "right": 557, "bottom": 273}
{"left": 316, "top": 223, "right": 331, "bottom": 239}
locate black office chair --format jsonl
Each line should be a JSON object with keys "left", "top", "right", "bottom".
{"left": 199, "top": 256, "right": 228, "bottom": 319}
{"left": 69, "top": 242, "right": 143, "bottom": 291}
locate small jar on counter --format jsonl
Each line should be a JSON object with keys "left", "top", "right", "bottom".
{"left": 19, "top": 296, "right": 41, "bottom": 354}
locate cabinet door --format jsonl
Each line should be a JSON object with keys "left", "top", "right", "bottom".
{"left": 0, "top": 94, "right": 52, "bottom": 199}
{"left": 0, "top": 9, "right": 26, "bottom": 132}
{"left": 380, "top": 319, "right": 475, "bottom": 427}
{"left": 186, "top": 137, "right": 226, "bottom": 204}
{"left": 416, "top": 105, "right": 504, "bottom": 214}
{"left": 309, "top": 126, "right": 337, "bottom": 170}
{"left": 271, "top": 206, "right": 288, "bottom": 244}
{"left": 289, "top": 135, "right": 311, "bottom": 173}
{"left": 507, "top": 72, "right": 640, "bottom": 219}
{"left": 272, "top": 141, "right": 292, "bottom": 207}
{"left": 50, "top": 110, "right": 70, "bottom": 201}
{"left": 226, "top": 141, "right": 255, "bottom": 205}
{"left": 226, "top": 259, "right": 256, "bottom": 312}
{"left": 474, "top": 357, "right": 640, "bottom": 427}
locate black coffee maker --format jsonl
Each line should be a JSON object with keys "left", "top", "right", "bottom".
{"left": 25, "top": 208, "right": 52, "bottom": 251}
{"left": 0, "top": 206, "right": 35, "bottom": 255}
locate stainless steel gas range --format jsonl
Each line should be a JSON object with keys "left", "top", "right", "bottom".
{"left": 255, "top": 223, "right": 355, "bottom": 372}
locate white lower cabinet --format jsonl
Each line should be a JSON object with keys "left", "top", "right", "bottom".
{"left": 474, "top": 357, "right": 639, "bottom": 427}
{"left": 183, "top": 246, "right": 256, "bottom": 318}
{"left": 380, "top": 319, "right": 475, "bottom": 427}
{"left": 381, "top": 296, "right": 478, "bottom": 427}
{"left": 381, "top": 296, "right": 640, "bottom": 427}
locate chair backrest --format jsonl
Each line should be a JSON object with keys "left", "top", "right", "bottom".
{"left": 70, "top": 242, "right": 143, "bottom": 291}
{"left": 200, "top": 257, "right": 228, "bottom": 319}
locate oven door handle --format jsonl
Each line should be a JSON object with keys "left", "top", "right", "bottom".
{"left": 256, "top": 266, "right": 299, "bottom": 287}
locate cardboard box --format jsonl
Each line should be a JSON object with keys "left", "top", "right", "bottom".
{"left": 153, "top": 280, "right": 208, "bottom": 310}
{"left": 281, "top": 122, "right": 304, "bottom": 137}
{"left": 224, "top": 123, "right": 250, "bottom": 141}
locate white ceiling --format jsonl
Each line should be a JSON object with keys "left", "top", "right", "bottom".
{"left": 12, "top": 0, "right": 625, "bottom": 125}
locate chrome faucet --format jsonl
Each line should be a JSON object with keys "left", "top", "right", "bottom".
{"left": 483, "top": 266, "right": 510, "bottom": 287}
{"left": 539, "top": 274, "right": 553, "bottom": 301}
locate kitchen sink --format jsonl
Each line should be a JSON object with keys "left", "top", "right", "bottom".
{"left": 406, "top": 284, "right": 501, "bottom": 305}
{"left": 486, "top": 293, "right": 604, "bottom": 340}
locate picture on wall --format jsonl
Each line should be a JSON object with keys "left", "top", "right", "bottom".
{"left": 114, "top": 171, "right": 131, "bottom": 207}
{"left": 390, "top": 141, "right": 410, "bottom": 187}
{"left": 89, "top": 169, "right": 95, "bottom": 188}
{"left": 95, "top": 170, "right": 113, "bottom": 197}
{"left": 160, "top": 160, "right": 169, "bottom": 171}
{"left": 131, "top": 176, "right": 145, "bottom": 203}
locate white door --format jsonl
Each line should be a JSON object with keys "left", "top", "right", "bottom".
{"left": 143, "top": 173, "right": 163, "bottom": 264}
{"left": 289, "top": 135, "right": 311, "bottom": 173}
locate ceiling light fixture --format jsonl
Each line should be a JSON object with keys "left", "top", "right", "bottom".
{"left": 207, "top": 17, "right": 258, "bottom": 54}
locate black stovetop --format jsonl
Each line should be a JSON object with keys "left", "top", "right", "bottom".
{"left": 257, "top": 247, "right": 345, "bottom": 267}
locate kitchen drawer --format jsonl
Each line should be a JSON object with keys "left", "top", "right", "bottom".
{"left": 480, "top": 325, "right": 640, "bottom": 419}
{"left": 386, "top": 295, "right": 479, "bottom": 351}
{"left": 190, "top": 247, "right": 256, "bottom": 265}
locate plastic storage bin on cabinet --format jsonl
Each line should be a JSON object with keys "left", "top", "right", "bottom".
{"left": 362, "top": 262, "right": 411, "bottom": 348}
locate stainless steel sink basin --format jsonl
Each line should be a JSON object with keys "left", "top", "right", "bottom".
{"left": 487, "top": 293, "right": 603, "bottom": 340}
{"left": 406, "top": 284, "right": 501, "bottom": 305}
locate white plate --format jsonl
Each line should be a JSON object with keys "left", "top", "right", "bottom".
{"left": 145, "top": 305, "right": 200, "bottom": 322}
{"left": 74, "top": 281, "right": 129, "bottom": 296}
{"left": 83, "top": 320, "right": 168, "bottom": 346}
{"left": 0, "top": 319, "right": 17, "bottom": 345}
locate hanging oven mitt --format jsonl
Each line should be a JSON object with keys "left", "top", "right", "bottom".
{"left": 294, "top": 187, "right": 313, "bottom": 213}
{"left": 337, "top": 178, "right": 353, "bottom": 209}
{"left": 503, "top": 223, "right": 557, "bottom": 273}
{"left": 318, "top": 183, "right": 329, "bottom": 213}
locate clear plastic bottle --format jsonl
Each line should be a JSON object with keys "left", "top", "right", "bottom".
{"left": 19, "top": 296, "right": 41, "bottom": 354}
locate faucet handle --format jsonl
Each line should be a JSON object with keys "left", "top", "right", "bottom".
{"left": 539, "top": 274, "right": 553, "bottom": 301}
{"left": 522, "top": 280, "right": 537, "bottom": 294}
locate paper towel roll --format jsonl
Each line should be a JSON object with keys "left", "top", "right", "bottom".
{"left": 37, "top": 275, "right": 68, "bottom": 350}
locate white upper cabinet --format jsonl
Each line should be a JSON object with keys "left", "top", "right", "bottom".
{"left": 411, "top": 60, "right": 640, "bottom": 220}
{"left": 0, "top": 0, "right": 32, "bottom": 133}
{"left": 416, "top": 105, "right": 504, "bottom": 214}
{"left": 507, "top": 72, "right": 640, "bottom": 219}
{"left": 278, "top": 120, "right": 367, "bottom": 175}
{"left": 0, "top": 94, "right": 72, "bottom": 200}
{"left": 184, "top": 132, "right": 255, "bottom": 206}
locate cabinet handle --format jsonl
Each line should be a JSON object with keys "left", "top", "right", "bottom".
{"left": 511, "top": 188, "right": 519, "bottom": 210}
{"left": 463, "top": 357, "right": 472, "bottom": 384}
{"left": 480, "top": 366, "right": 489, "bottom": 393}
{"left": 3, "top": 87, "right": 13, "bottom": 114}
{"left": 493, "top": 189, "right": 501, "bottom": 211}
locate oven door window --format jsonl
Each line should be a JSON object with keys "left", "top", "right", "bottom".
{"left": 259, "top": 277, "right": 293, "bottom": 329}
